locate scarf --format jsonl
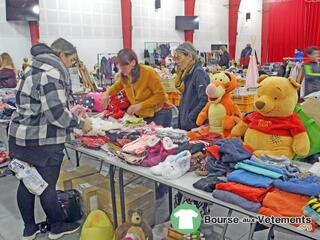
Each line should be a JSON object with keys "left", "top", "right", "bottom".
{"left": 175, "top": 60, "right": 195, "bottom": 93}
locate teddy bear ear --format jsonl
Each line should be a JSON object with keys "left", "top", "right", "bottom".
{"left": 288, "top": 77, "right": 301, "bottom": 89}
{"left": 257, "top": 75, "right": 268, "bottom": 84}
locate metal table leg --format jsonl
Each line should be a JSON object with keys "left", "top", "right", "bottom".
{"left": 109, "top": 165, "right": 118, "bottom": 229}
{"left": 119, "top": 168, "right": 126, "bottom": 224}
{"left": 64, "top": 146, "right": 71, "bottom": 161}
{"left": 168, "top": 187, "right": 173, "bottom": 215}
{"left": 267, "top": 225, "right": 275, "bottom": 240}
{"left": 248, "top": 222, "right": 257, "bottom": 240}
{"left": 75, "top": 150, "right": 80, "bottom": 167}
{"left": 220, "top": 209, "right": 233, "bottom": 240}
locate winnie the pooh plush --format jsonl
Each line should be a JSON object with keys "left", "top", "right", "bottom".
{"left": 196, "top": 72, "right": 242, "bottom": 138}
{"left": 115, "top": 209, "right": 153, "bottom": 240}
{"left": 231, "top": 75, "right": 310, "bottom": 159}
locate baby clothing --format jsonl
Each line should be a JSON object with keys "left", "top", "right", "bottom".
{"left": 247, "top": 157, "right": 300, "bottom": 180}
{"left": 122, "top": 135, "right": 152, "bottom": 156}
{"left": 259, "top": 188, "right": 318, "bottom": 232}
{"left": 215, "top": 182, "right": 271, "bottom": 202}
{"left": 227, "top": 169, "right": 274, "bottom": 188}
{"left": 212, "top": 190, "right": 261, "bottom": 213}
{"left": 123, "top": 116, "right": 146, "bottom": 128}
{"left": 193, "top": 176, "right": 225, "bottom": 193}
{"left": 79, "top": 136, "right": 109, "bottom": 149}
{"left": 141, "top": 136, "right": 178, "bottom": 167}
{"left": 156, "top": 128, "right": 189, "bottom": 144}
{"left": 235, "top": 162, "right": 283, "bottom": 179}
{"left": 273, "top": 176, "right": 320, "bottom": 196}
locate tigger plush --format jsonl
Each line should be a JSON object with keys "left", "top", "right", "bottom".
{"left": 196, "top": 72, "right": 242, "bottom": 138}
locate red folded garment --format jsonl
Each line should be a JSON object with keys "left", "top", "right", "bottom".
{"left": 259, "top": 188, "right": 318, "bottom": 232}
{"left": 79, "top": 136, "right": 109, "bottom": 149}
{"left": 215, "top": 182, "right": 271, "bottom": 202}
{"left": 206, "top": 145, "right": 220, "bottom": 160}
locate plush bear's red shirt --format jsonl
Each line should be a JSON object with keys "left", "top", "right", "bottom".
{"left": 244, "top": 112, "right": 306, "bottom": 137}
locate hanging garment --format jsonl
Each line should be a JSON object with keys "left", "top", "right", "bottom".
{"left": 159, "top": 44, "right": 170, "bottom": 59}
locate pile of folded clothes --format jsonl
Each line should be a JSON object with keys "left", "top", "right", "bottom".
{"left": 193, "top": 139, "right": 252, "bottom": 193}
{"left": 106, "top": 129, "right": 142, "bottom": 147}
{"left": 119, "top": 135, "right": 153, "bottom": 165}
{"left": 156, "top": 128, "right": 189, "bottom": 144}
{"left": 259, "top": 188, "right": 318, "bottom": 231}
{"left": 79, "top": 136, "right": 109, "bottom": 149}
{"left": 211, "top": 156, "right": 298, "bottom": 213}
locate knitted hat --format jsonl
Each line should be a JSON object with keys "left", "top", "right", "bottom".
{"left": 176, "top": 42, "right": 197, "bottom": 59}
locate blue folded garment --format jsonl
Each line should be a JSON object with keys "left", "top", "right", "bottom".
{"left": 212, "top": 189, "right": 261, "bottom": 213}
{"left": 273, "top": 176, "right": 320, "bottom": 196}
{"left": 248, "top": 157, "right": 300, "bottom": 180}
{"left": 227, "top": 169, "right": 274, "bottom": 188}
{"left": 235, "top": 162, "right": 283, "bottom": 179}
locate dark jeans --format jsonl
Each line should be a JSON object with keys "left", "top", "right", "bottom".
{"left": 17, "top": 164, "right": 65, "bottom": 229}
{"left": 145, "top": 108, "right": 172, "bottom": 127}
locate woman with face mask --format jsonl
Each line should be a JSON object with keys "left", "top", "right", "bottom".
{"left": 101, "top": 48, "right": 172, "bottom": 127}
{"left": 174, "top": 42, "right": 210, "bottom": 131}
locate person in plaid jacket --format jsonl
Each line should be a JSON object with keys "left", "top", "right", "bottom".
{"left": 8, "top": 38, "right": 92, "bottom": 240}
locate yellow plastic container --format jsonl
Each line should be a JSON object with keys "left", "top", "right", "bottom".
{"left": 81, "top": 210, "right": 114, "bottom": 240}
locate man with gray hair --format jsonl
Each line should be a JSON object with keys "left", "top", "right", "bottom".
{"left": 9, "top": 38, "right": 92, "bottom": 240}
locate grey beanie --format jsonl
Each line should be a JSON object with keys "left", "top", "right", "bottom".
{"left": 51, "top": 38, "right": 77, "bottom": 55}
{"left": 176, "top": 42, "right": 197, "bottom": 59}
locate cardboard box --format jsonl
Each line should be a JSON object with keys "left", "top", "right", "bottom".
{"left": 71, "top": 173, "right": 108, "bottom": 189}
{"left": 98, "top": 183, "right": 155, "bottom": 226}
{"left": 57, "top": 165, "right": 98, "bottom": 190}
{"left": 71, "top": 174, "right": 106, "bottom": 214}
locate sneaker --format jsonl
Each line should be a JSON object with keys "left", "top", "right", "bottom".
{"left": 48, "top": 222, "right": 80, "bottom": 240}
{"left": 22, "top": 225, "right": 41, "bottom": 240}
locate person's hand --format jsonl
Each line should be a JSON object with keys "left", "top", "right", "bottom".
{"left": 82, "top": 118, "right": 93, "bottom": 133}
{"left": 127, "top": 104, "right": 142, "bottom": 115}
{"left": 100, "top": 92, "right": 110, "bottom": 109}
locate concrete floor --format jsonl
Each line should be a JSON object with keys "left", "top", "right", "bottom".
{"left": 0, "top": 152, "right": 315, "bottom": 240}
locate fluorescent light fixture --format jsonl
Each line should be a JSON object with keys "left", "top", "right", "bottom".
{"left": 32, "top": 5, "right": 39, "bottom": 14}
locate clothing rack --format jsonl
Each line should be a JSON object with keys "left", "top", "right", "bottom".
{"left": 97, "top": 53, "right": 117, "bottom": 87}
{"left": 144, "top": 42, "right": 181, "bottom": 66}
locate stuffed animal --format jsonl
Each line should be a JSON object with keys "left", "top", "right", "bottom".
{"left": 196, "top": 72, "right": 242, "bottom": 138}
{"left": 115, "top": 209, "right": 153, "bottom": 240}
{"left": 231, "top": 75, "right": 310, "bottom": 159}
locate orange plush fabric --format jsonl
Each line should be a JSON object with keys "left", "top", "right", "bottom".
{"left": 259, "top": 188, "right": 318, "bottom": 232}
